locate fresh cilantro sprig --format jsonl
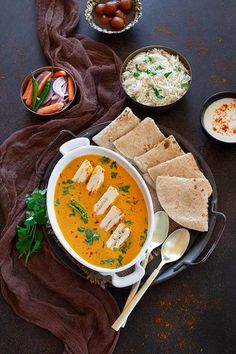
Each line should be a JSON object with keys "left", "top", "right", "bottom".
{"left": 77, "top": 227, "right": 100, "bottom": 245}
{"left": 16, "top": 188, "right": 48, "bottom": 264}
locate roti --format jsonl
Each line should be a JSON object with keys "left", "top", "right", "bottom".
{"left": 148, "top": 153, "right": 205, "bottom": 182}
{"left": 156, "top": 176, "right": 213, "bottom": 232}
{"left": 113, "top": 118, "right": 165, "bottom": 159}
{"left": 92, "top": 107, "right": 140, "bottom": 149}
{"left": 134, "top": 135, "right": 184, "bottom": 173}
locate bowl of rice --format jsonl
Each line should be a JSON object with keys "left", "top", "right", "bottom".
{"left": 120, "top": 45, "right": 192, "bottom": 112}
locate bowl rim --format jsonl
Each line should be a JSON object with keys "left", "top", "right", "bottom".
{"left": 46, "top": 144, "right": 154, "bottom": 274}
{"left": 200, "top": 91, "right": 236, "bottom": 144}
{"left": 20, "top": 65, "right": 78, "bottom": 117}
{"left": 120, "top": 44, "right": 192, "bottom": 108}
{"left": 84, "top": 0, "right": 142, "bottom": 34}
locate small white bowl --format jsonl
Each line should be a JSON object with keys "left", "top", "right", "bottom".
{"left": 47, "top": 137, "right": 154, "bottom": 287}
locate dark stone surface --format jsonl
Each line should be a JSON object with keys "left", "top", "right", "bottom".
{"left": 0, "top": 0, "right": 236, "bottom": 353}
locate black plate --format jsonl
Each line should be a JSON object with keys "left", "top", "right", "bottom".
{"left": 41, "top": 122, "right": 225, "bottom": 286}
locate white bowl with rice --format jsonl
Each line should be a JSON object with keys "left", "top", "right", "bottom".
{"left": 120, "top": 46, "right": 192, "bottom": 112}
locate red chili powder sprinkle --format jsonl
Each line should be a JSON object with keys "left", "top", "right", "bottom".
{"left": 155, "top": 317, "right": 162, "bottom": 325}
{"left": 211, "top": 99, "right": 236, "bottom": 135}
{"left": 177, "top": 339, "right": 186, "bottom": 350}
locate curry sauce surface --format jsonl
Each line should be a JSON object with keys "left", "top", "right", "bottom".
{"left": 54, "top": 154, "right": 148, "bottom": 269}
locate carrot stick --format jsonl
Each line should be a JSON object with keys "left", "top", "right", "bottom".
{"left": 53, "top": 70, "right": 67, "bottom": 78}
{"left": 25, "top": 82, "right": 33, "bottom": 107}
{"left": 22, "top": 78, "right": 33, "bottom": 100}
{"left": 38, "top": 72, "right": 52, "bottom": 96}
{"left": 37, "top": 102, "right": 64, "bottom": 115}
{"left": 68, "top": 76, "right": 75, "bottom": 101}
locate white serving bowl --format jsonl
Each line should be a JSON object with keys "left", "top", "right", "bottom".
{"left": 47, "top": 137, "right": 154, "bottom": 287}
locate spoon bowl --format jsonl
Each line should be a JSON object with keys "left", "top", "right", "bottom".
{"left": 112, "top": 228, "right": 190, "bottom": 331}
{"left": 161, "top": 228, "right": 190, "bottom": 263}
{"left": 151, "top": 211, "right": 170, "bottom": 249}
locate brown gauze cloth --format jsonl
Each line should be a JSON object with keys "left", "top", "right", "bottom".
{"left": 0, "top": 0, "right": 125, "bottom": 353}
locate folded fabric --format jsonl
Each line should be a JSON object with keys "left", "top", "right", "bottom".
{"left": 0, "top": 1, "right": 125, "bottom": 353}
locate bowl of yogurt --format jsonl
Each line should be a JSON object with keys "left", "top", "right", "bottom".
{"left": 201, "top": 92, "right": 236, "bottom": 143}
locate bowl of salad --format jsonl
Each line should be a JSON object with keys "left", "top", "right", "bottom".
{"left": 20, "top": 66, "right": 77, "bottom": 116}
{"left": 120, "top": 45, "right": 192, "bottom": 112}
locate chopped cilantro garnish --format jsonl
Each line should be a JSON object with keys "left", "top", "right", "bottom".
{"left": 145, "top": 56, "right": 153, "bottom": 63}
{"left": 54, "top": 198, "right": 60, "bottom": 206}
{"left": 175, "top": 66, "right": 182, "bottom": 72}
{"left": 181, "top": 82, "right": 190, "bottom": 89}
{"left": 99, "top": 156, "right": 110, "bottom": 164}
{"left": 100, "top": 254, "right": 124, "bottom": 267}
{"left": 139, "top": 228, "right": 148, "bottom": 247}
{"left": 135, "top": 64, "right": 141, "bottom": 72}
{"left": 119, "top": 241, "right": 132, "bottom": 254}
{"left": 119, "top": 185, "right": 130, "bottom": 193}
{"left": 133, "top": 72, "right": 140, "bottom": 78}
{"left": 63, "top": 185, "right": 75, "bottom": 195}
{"left": 62, "top": 179, "right": 74, "bottom": 185}
{"left": 78, "top": 228, "right": 100, "bottom": 245}
{"left": 117, "top": 255, "right": 124, "bottom": 267}
{"left": 164, "top": 71, "right": 172, "bottom": 78}
{"left": 145, "top": 69, "right": 151, "bottom": 74}
{"left": 156, "top": 65, "right": 164, "bottom": 70}
{"left": 124, "top": 220, "right": 133, "bottom": 225}
{"left": 110, "top": 161, "right": 117, "bottom": 169}
{"left": 111, "top": 172, "right": 117, "bottom": 178}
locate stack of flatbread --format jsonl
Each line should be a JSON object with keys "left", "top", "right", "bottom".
{"left": 93, "top": 107, "right": 213, "bottom": 232}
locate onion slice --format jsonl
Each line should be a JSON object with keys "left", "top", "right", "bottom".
{"left": 52, "top": 77, "right": 67, "bottom": 97}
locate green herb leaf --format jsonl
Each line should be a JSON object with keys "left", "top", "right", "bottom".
{"left": 54, "top": 198, "right": 60, "bottom": 206}
{"left": 99, "top": 156, "right": 110, "bottom": 164}
{"left": 117, "top": 255, "right": 124, "bottom": 267}
{"left": 164, "top": 71, "right": 172, "bottom": 78}
{"left": 62, "top": 179, "right": 74, "bottom": 185}
{"left": 133, "top": 72, "right": 140, "bottom": 78}
{"left": 135, "top": 64, "right": 141, "bottom": 72}
{"left": 124, "top": 220, "right": 133, "bottom": 225}
{"left": 156, "top": 65, "right": 164, "bottom": 70}
{"left": 139, "top": 228, "right": 148, "bottom": 247}
{"left": 145, "top": 69, "right": 151, "bottom": 74}
{"left": 110, "top": 161, "right": 117, "bottom": 169}
{"left": 119, "top": 185, "right": 130, "bottom": 193}
{"left": 145, "top": 56, "right": 153, "bottom": 63}
{"left": 181, "top": 82, "right": 190, "bottom": 89}
{"left": 63, "top": 185, "right": 75, "bottom": 195}
{"left": 78, "top": 227, "right": 100, "bottom": 245}
{"left": 111, "top": 172, "right": 117, "bottom": 179}
{"left": 152, "top": 87, "right": 165, "bottom": 100}
{"left": 175, "top": 66, "right": 182, "bottom": 72}
{"left": 100, "top": 258, "right": 114, "bottom": 265}
{"left": 16, "top": 188, "right": 48, "bottom": 264}
{"left": 119, "top": 241, "right": 132, "bottom": 254}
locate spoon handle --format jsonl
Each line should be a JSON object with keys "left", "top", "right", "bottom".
{"left": 121, "top": 250, "right": 151, "bottom": 328}
{"left": 112, "top": 260, "right": 165, "bottom": 332}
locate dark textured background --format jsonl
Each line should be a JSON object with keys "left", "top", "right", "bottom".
{"left": 0, "top": 1, "right": 236, "bottom": 353}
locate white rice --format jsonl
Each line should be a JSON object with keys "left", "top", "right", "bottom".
{"left": 122, "top": 48, "right": 191, "bottom": 106}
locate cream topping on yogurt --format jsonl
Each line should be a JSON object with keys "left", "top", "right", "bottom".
{"left": 203, "top": 97, "right": 236, "bottom": 142}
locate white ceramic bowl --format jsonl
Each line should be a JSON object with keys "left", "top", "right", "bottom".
{"left": 47, "top": 137, "right": 154, "bottom": 287}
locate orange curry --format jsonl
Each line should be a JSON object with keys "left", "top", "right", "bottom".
{"left": 54, "top": 154, "right": 148, "bottom": 269}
